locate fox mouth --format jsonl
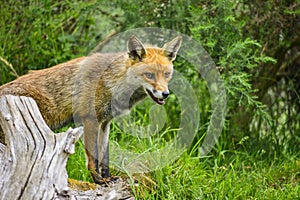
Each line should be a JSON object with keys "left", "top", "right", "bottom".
{"left": 146, "top": 89, "right": 165, "bottom": 105}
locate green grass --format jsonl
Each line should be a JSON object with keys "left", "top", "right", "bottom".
{"left": 66, "top": 140, "right": 93, "bottom": 182}
{"left": 65, "top": 108, "right": 300, "bottom": 199}
{"left": 66, "top": 135, "right": 299, "bottom": 199}
{"left": 135, "top": 155, "right": 299, "bottom": 199}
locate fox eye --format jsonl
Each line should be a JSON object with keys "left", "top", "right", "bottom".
{"left": 164, "top": 72, "right": 171, "bottom": 78}
{"left": 144, "top": 72, "right": 155, "bottom": 80}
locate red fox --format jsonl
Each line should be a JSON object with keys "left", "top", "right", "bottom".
{"left": 0, "top": 35, "right": 182, "bottom": 183}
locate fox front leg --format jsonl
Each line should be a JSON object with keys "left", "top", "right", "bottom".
{"left": 83, "top": 117, "right": 103, "bottom": 183}
{"left": 97, "top": 121, "right": 111, "bottom": 178}
{"left": 83, "top": 117, "right": 111, "bottom": 183}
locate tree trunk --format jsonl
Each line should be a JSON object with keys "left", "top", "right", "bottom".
{"left": 0, "top": 95, "right": 83, "bottom": 199}
{"left": 0, "top": 95, "right": 134, "bottom": 200}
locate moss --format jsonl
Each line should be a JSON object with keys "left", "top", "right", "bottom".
{"left": 67, "top": 178, "right": 97, "bottom": 191}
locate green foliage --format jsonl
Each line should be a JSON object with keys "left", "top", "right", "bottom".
{"left": 0, "top": 0, "right": 115, "bottom": 84}
{"left": 108, "top": 0, "right": 193, "bottom": 32}
{"left": 189, "top": 2, "right": 274, "bottom": 114}
{"left": 237, "top": 0, "right": 300, "bottom": 159}
{"left": 187, "top": 1, "right": 299, "bottom": 163}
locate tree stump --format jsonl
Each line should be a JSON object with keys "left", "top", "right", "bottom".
{"left": 0, "top": 95, "right": 135, "bottom": 200}
{"left": 0, "top": 95, "right": 83, "bottom": 199}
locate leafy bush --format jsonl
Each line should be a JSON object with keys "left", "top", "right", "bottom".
{"left": 0, "top": 1, "right": 115, "bottom": 84}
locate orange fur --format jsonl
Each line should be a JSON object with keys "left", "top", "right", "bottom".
{"left": 0, "top": 35, "right": 182, "bottom": 183}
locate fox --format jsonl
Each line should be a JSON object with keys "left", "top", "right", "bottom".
{"left": 0, "top": 35, "right": 182, "bottom": 183}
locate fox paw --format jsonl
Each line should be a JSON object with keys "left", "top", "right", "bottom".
{"left": 91, "top": 172, "right": 119, "bottom": 185}
{"left": 96, "top": 176, "right": 120, "bottom": 186}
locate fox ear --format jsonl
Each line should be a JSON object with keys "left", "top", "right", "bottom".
{"left": 163, "top": 36, "right": 182, "bottom": 61}
{"left": 127, "top": 35, "right": 147, "bottom": 61}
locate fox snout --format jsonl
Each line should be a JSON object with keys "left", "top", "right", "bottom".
{"left": 145, "top": 88, "right": 170, "bottom": 105}
{"left": 162, "top": 91, "right": 169, "bottom": 99}
{"left": 153, "top": 89, "right": 169, "bottom": 99}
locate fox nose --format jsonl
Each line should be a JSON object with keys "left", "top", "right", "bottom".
{"left": 162, "top": 91, "right": 169, "bottom": 99}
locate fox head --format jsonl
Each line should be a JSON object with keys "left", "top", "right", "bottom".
{"left": 126, "top": 35, "right": 182, "bottom": 105}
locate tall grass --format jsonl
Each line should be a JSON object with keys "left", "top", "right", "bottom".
{"left": 66, "top": 116, "right": 300, "bottom": 199}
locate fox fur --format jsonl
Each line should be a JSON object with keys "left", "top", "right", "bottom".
{"left": 0, "top": 35, "right": 182, "bottom": 183}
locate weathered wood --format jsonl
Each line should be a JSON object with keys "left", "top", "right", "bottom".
{"left": 0, "top": 95, "right": 83, "bottom": 199}
{"left": 0, "top": 95, "right": 135, "bottom": 200}
{"left": 0, "top": 143, "right": 4, "bottom": 164}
